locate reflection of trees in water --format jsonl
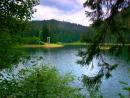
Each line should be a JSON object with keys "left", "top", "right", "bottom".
{"left": 82, "top": 62, "right": 118, "bottom": 98}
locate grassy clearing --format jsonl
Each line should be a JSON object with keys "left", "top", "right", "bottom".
{"left": 63, "top": 42, "right": 86, "bottom": 46}
{"left": 19, "top": 42, "right": 130, "bottom": 49}
{"left": 20, "top": 42, "right": 87, "bottom": 48}
{"left": 21, "top": 43, "right": 64, "bottom": 48}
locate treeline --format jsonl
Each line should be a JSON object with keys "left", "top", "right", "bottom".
{"left": 22, "top": 19, "right": 91, "bottom": 44}
{"left": 20, "top": 19, "right": 130, "bottom": 45}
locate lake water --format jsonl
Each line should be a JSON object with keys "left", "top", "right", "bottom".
{"left": 21, "top": 46, "right": 130, "bottom": 98}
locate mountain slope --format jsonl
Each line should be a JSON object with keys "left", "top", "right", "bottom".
{"left": 25, "top": 19, "right": 90, "bottom": 43}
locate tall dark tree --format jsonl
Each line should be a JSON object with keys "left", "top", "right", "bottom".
{"left": 78, "top": 0, "right": 130, "bottom": 65}
{"left": 41, "top": 25, "right": 50, "bottom": 42}
{"left": 0, "top": 0, "right": 39, "bottom": 68}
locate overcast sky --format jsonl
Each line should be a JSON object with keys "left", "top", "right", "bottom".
{"left": 32, "top": 0, "right": 91, "bottom": 26}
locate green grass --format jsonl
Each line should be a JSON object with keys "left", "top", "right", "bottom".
{"left": 19, "top": 41, "right": 87, "bottom": 48}
{"left": 21, "top": 43, "right": 64, "bottom": 48}
{"left": 63, "top": 42, "right": 86, "bottom": 46}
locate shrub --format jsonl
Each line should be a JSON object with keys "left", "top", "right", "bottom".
{"left": 0, "top": 66, "right": 85, "bottom": 98}
{"left": 22, "top": 37, "right": 42, "bottom": 44}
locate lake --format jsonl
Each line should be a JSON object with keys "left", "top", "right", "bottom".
{"left": 20, "top": 46, "right": 130, "bottom": 98}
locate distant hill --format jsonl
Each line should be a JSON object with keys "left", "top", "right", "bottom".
{"left": 24, "top": 19, "right": 91, "bottom": 43}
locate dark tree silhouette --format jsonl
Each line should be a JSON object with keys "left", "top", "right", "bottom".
{"left": 84, "top": 0, "right": 130, "bottom": 25}
{"left": 78, "top": 0, "right": 130, "bottom": 65}
{"left": 0, "top": 0, "right": 39, "bottom": 68}
{"left": 41, "top": 25, "right": 49, "bottom": 42}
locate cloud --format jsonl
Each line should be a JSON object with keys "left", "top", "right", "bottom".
{"left": 40, "top": 0, "right": 82, "bottom": 12}
{"left": 32, "top": 0, "right": 91, "bottom": 26}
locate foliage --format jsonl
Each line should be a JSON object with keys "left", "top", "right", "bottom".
{"left": 0, "top": 0, "right": 39, "bottom": 31}
{"left": 82, "top": 63, "right": 118, "bottom": 98}
{"left": 24, "top": 19, "right": 90, "bottom": 43}
{"left": 118, "top": 70, "right": 130, "bottom": 98}
{"left": 78, "top": 0, "right": 130, "bottom": 65}
{"left": 22, "top": 36, "right": 42, "bottom": 44}
{"left": 0, "top": 29, "right": 23, "bottom": 68}
{"left": 40, "top": 25, "right": 50, "bottom": 42}
{"left": 84, "top": 0, "right": 130, "bottom": 25}
{"left": 0, "top": 66, "right": 85, "bottom": 98}
{"left": 110, "top": 46, "right": 130, "bottom": 62}
{"left": 0, "top": 0, "right": 39, "bottom": 68}
{"left": 119, "top": 73, "right": 130, "bottom": 97}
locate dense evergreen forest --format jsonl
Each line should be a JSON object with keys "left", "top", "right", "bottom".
{"left": 22, "top": 19, "right": 91, "bottom": 44}
{"left": 21, "top": 19, "right": 130, "bottom": 45}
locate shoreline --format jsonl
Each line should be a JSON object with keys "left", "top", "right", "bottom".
{"left": 19, "top": 43, "right": 130, "bottom": 49}
{"left": 20, "top": 44, "right": 64, "bottom": 48}
{"left": 19, "top": 42, "right": 87, "bottom": 48}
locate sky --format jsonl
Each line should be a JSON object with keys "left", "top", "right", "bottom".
{"left": 32, "top": 0, "right": 91, "bottom": 26}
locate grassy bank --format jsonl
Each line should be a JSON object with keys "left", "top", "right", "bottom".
{"left": 20, "top": 43, "right": 64, "bottom": 48}
{"left": 19, "top": 42, "right": 130, "bottom": 49}
{"left": 63, "top": 42, "right": 86, "bottom": 46}
{"left": 20, "top": 42, "right": 87, "bottom": 48}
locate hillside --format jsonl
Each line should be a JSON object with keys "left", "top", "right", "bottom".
{"left": 23, "top": 19, "right": 90, "bottom": 43}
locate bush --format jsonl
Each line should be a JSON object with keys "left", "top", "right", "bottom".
{"left": 22, "top": 36, "right": 43, "bottom": 44}
{"left": 0, "top": 66, "right": 85, "bottom": 98}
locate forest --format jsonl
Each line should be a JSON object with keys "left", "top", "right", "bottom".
{"left": 0, "top": 0, "right": 130, "bottom": 98}
{"left": 21, "top": 19, "right": 130, "bottom": 45}
{"left": 22, "top": 19, "right": 90, "bottom": 44}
